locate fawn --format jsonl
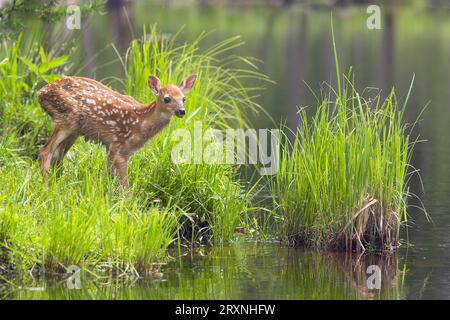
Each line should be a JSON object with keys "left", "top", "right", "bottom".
{"left": 37, "top": 74, "right": 197, "bottom": 190}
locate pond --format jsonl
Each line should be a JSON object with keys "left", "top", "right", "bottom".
{"left": 3, "top": 1, "right": 450, "bottom": 299}
{"left": 5, "top": 243, "right": 406, "bottom": 299}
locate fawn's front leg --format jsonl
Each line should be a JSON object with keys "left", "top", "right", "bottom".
{"left": 107, "top": 145, "right": 131, "bottom": 191}
{"left": 39, "top": 126, "right": 75, "bottom": 180}
{"left": 51, "top": 133, "right": 78, "bottom": 167}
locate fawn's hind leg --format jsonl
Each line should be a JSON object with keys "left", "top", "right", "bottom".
{"left": 39, "top": 125, "right": 75, "bottom": 180}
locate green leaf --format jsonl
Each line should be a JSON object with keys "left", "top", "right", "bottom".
{"left": 19, "top": 57, "right": 38, "bottom": 75}
{"left": 39, "top": 56, "right": 68, "bottom": 74}
{"left": 39, "top": 47, "right": 47, "bottom": 64}
{"left": 21, "top": 82, "right": 30, "bottom": 92}
{"left": 0, "top": 58, "right": 8, "bottom": 68}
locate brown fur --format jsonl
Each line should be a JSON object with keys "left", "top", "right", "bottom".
{"left": 37, "top": 75, "right": 196, "bottom": 190}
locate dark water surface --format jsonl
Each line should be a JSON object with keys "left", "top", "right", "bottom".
{"left": 7, "top": 2, "right": 450, "bottom": 299}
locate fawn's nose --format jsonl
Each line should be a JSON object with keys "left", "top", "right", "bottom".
{"left": 175, "top": 108, "right": 186, "bottom": 118}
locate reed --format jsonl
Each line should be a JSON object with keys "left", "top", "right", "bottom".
{"left": 270, "top": 68, "right": 419, "bottom": 251}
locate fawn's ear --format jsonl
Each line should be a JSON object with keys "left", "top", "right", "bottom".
{"left": 148, "top": 76, "right": 161, "bottom": 95}
{"left": 180, "top": 74, "right": 197, "bottom": 94}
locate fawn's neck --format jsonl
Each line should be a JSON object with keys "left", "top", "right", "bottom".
{"left": 136, "top": 101, "right": 172, "bottom": 143}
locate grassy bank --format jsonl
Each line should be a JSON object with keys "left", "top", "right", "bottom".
{"left": 0, "top": 27, "right": 265, "bottom": 275}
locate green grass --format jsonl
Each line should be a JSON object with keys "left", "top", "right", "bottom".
{"left": 270, "top": 68, "right": 418, "bottom": 251}
{"left": 0, "top": 155, "right": 178, "bottom": 274}
{"left": 0, "top": 141, "right": 180, "bottom": 273}
{"left": 0, "top": 34, "right": 67, "bottom": 156}
{"left": 266, "top": 24, "right": 421, "bottom": 252}
{"left": 0, "top": 26, "right": 267, "bottom": 275}
{"left": 121, "top": 26, "right": 269, "bottom": 241}
{"left": 271, "top": 87, "right": 412, "bottom": 251}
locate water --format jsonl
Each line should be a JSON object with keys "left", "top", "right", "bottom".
{"left": 5, "top": 243, "right": 406, "bottom": 300}
{"left": 5, "top": 2, "right": 450, "bottom": 299}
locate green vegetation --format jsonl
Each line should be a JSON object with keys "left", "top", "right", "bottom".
{"left": 269, "top": 29, "right": 418, "bottom": 251}
{"left": 0, "top": 27, "right": 265, "bottom": 275}
{"left": 0, "top": 0, "right": 104, "bottom": 40}
{"left": 116, "top": 26, "right": 267, "bottom": 242}
{"left": 0, "top": 22, "right": 419, "bottom": 283}
{"left": 271, "top": 84, "right": 413, "bottom": 251}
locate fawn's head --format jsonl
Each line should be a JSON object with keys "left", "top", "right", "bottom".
{"left": 148, "top": 75, "right": 197, "bottom": 118}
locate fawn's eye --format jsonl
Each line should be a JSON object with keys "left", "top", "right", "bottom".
{"left": 163, "top": 96, "right": 171, "bottom": 104}
{"left": 182, "top": 97, "right": 186, "bottom": 103}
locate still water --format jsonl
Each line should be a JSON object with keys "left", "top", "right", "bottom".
{"left": 8, "top": 2, "right": 450, "bottom": 299}
{"left": 7, "top": 243, "right": 404, "bottom": 300}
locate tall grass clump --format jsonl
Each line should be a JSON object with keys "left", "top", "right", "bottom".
{"left": 271, "top": 73, "right": 415, "bottom": 251}
{"left": 270, "top": 26, "right": 418, "bottom": 251}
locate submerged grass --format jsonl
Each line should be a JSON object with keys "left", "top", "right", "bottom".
{"left": 0, "top": 26, "right": 266, "bottom": 275}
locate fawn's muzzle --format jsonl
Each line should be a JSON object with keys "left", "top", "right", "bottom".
{"left": 175, "top": 108, "right": 186, "bottom": 118}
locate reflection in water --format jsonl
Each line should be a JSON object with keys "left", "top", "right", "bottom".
{"left": 3, "top": 244, "right": 404, "bottom": 300}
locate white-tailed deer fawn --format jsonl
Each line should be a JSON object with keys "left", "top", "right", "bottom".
{"left": 37, "top": 74, "right": 197, "bottom": 190}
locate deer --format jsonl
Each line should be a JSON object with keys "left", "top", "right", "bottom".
{"left": 36, "top": 74, "right": 197, "bottom": 190}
